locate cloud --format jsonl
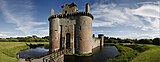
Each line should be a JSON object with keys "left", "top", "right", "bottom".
{"left": 91, "top": 0, "right": 160, "bottom": 39}
{"left": 132, "top": 4, "right": 160, "bottom": 18}
{"left": 0, "top": 32, "right": 13, "bottom": 38}
{"left": 0, "top": 0, "right": 47, "bottom": 34}
{"left": 91, "top": 3, "right": 144, "bottom": 28}
{"left": 91, "top": 1, "right": 160, "bottom": 30}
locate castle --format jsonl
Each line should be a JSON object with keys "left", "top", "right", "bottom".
{"left": 48, "top": 3, "right": 104, "bottom": 55}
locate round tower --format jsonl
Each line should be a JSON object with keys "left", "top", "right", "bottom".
{"left": 49, "top": 17, "right": 60, "bottom": 53}
{"left": 78, "top": 15, "right": 92, "bottom": 54}
{"left": 98, "top": 34, "right": 104, "bottom": 47}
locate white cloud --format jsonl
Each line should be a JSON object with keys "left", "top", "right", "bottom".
{"left": 91, "top": 1, "right": 160, "bottom": 39}
{"left": 91, "top": 1, "right": 160, "bottom": 30}
{"left": 0, "top": 32, "right": 13, "bottom": 38}
{"left": 132, "top": 4, "right": 160, "bottom": 18}
{"left": 91, "top": 3, "right": 144, "bottom": 28}
{"left": 0, "top": 0, "right": 47, "bottom": 35}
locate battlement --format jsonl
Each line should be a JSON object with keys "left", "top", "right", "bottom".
{"left": 61, "top": 3, "right": 78, "bottom": 14}
{"left": 48, "top": 12, "right": 94, "bottom": 20}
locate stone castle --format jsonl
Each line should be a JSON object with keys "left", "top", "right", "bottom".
{"left": 48, "top": 3, "right": 104, "bottom": 55}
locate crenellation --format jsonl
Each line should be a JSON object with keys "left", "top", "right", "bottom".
{"left": 48, "top": 12, "right": 93, "bottom": 21}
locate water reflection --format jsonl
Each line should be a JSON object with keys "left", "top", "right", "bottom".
{"left": 18, "top": 47, "right": 49, "bottom": 58}
{"left": 18, "top": 46, "right": 119, "bottom": 62}
{"left": 65, "top": 46, "right": 119, "bottom": 62}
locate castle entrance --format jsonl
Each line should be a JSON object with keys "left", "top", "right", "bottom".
{"left": 66, "top": 33, "right": 70, "bottom": 49}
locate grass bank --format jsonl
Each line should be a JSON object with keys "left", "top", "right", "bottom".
{"left": 0, "top": 42, "right": 48, "bottom": 62}
{"left": 131, "top": 45, "right": 160, "bottom": 62}
{"left": 107, "top": 44, "right": 138, "bottom": 62}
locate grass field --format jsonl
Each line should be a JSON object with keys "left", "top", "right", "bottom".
{"left": 0, "top": 42, "right": 49, "bottom": 62}
{"left": 131, "top": 44, "right": 160, "bottom": 62}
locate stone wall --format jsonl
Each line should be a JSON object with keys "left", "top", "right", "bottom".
{"left": 92, "top": 38, "right": 101, "bottom": 49}
{"left": 91, "top": 34, "right": 104, "bottom": 49}
{"left": 49, "top": 12, "right": 95, "bottom": 54}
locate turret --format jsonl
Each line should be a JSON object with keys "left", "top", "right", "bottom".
{"left": 51, "top": 8, "right": 54, "bottom": 15}
{"left": 86, "top": 3, "right": 90, "bottom": 13}
{"left": 61, "top": 3, "right": 78, "bottom": 14}
{"left": 98, "top": 34, "right": 104, "bottom": 47}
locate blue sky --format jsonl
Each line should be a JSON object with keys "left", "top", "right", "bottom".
{"left": 0, "top": 0, "right": 159, "bottom": 39}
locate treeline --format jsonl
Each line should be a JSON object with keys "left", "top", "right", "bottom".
{"left": 104, "top": 37, "right": 160, "bottom": 45}
{"left": 0, "top": 35, "right": 49, "bottom": 42}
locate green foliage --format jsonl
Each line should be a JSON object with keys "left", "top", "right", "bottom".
{"left": 104, "top": 36, "right": 159, "bottom": 45}
{"left": 0, "top": 35, "right": 49, "bottom": 42}
{"left": 107, "top": 45, "right": 138, "bottom": 62}
{"left": 138, "top": 39, "right": 152, "bottom": 44}
{"left": 0, "top": 39, "right": 8, "bottom": 42}
{"left": 125, "top": 44, "right": 150, "bottom": 52}
{"left": 152, "top": 38, "right": 160, "bottom": 45}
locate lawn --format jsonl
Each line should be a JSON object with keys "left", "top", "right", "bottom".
{"left": 0, "top": 42, "right": 49, "bottom": 62}
{"left": 131, "top": 44, "right": 160, "bottom": 62}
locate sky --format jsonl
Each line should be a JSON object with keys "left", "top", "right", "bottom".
{"left": 0, "top": 0, "right": 159, "bottom": 39}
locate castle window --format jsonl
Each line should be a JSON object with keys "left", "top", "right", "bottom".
{"left": 65, "top": 11, "right": 67, "bottom": 13}
{"left": 80, "top": 26, "right": 81, "bottom": 30}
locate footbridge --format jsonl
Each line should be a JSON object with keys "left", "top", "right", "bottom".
{"left": 42, "top": 49, "right": 72, "bottom": 62}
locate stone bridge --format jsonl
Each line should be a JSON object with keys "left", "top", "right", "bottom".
{"left": 42, "top": 49, "right": 72, "bottom": 62}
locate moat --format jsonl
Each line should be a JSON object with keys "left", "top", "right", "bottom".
{"left": 18, "top": 45, "right": 119, "bottom": 62}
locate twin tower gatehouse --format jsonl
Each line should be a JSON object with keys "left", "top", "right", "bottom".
{"left": 48, "top": 3, "right": 104, "bottom": 55}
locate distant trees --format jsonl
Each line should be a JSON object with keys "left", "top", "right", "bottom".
{"left": 138, "top": 39, "right": 152, "bottom": 44}
{"left": 153, "top": 38, "right": 160, "bottom": 45}
{"left": 0, "top": 35, "right": 49, "bottom": 42}
{"left": 104, "top": 36, "right": 160, "bottom": 45}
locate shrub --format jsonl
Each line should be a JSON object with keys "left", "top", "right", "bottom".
{"left": 125, "top": 44, "right": 149, "bottom": 52}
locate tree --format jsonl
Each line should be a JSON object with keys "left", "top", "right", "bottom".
{"left": 153, "top": 38, "right": 160, "bottom": 45}
{"left": 32, "top": 35, "right": 38, "bottom": 38}
{"left": 110, "top": 39, "right": 118, "bottom": 44}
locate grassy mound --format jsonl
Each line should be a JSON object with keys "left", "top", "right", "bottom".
{"left": 131, "top": 45, "right": 160, "bottom": 62}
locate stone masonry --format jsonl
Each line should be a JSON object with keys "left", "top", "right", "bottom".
{"left": 48, "top": 3, "right": 104, "bottom": 55}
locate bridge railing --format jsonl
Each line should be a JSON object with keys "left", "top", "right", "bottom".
{"left": 43, "top": 49, "right": 72, "bottom": 62}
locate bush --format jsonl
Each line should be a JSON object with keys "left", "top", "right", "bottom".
{"left": 125, "top": 44, "right": 149, "bottom": 52}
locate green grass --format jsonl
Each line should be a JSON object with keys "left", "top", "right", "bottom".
{"left": 107, "top": 45, "right": 138, "bottom": 62}
{"left": 0, "top": 42, "right": 49, "bottom": 62}
{"left": 131, "top": 45, "right": 160, "bottom": 62}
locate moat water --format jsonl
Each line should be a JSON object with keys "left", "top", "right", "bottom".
{"left": 18, "top": 45, "right": 119, "bottom": 62}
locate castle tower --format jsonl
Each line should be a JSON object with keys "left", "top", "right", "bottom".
{"left": 49, "top": 17, "right": 60, "bottom": 53}
{"left": 77, "top": 3, "right": 92, "bottom": 54}
{"left": 49, "top": 3, "right": 93, "bottom": 54}
{"left": 98, "top": 34, "right": 104, "bottom": 47}
{"left": 78, "top": 16, "right": 92, "bottom": 54}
